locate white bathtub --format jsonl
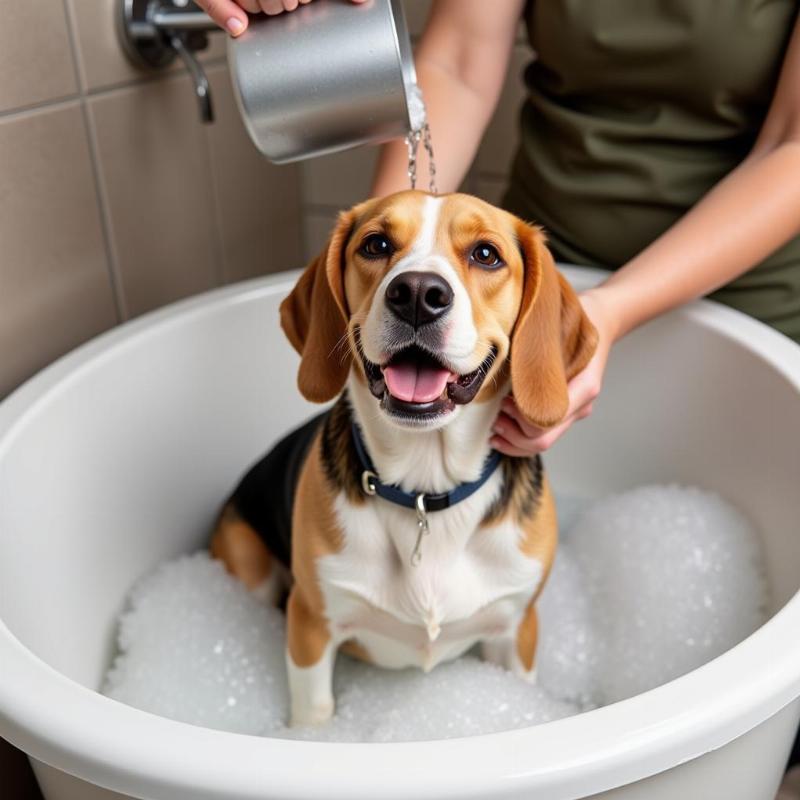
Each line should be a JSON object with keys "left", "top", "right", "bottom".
{"left": 1, "top": 268, "right": 800, "bottom": 800}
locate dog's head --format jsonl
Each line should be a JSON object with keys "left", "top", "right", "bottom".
{"left": 280, "top": 191, "right": 597, "bottom": 431}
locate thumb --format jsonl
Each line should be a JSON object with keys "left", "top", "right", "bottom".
{"left": 195, "top": 0, "right": 249, "bottom": 36}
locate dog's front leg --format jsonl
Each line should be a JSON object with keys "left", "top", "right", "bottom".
{"left": 286, "top": 585, "right": 337, "bottom": 727}
{"left": 480, "top": 602, "right": 538, "bottom": 683}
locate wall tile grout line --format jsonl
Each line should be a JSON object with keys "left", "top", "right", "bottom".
{"left": 0, "top": 62, "right": 228, "bottom": 126}
{"left": 61, "top": 0, "right": 128, "bottom": 323}
{"left": 81, "top": 104, "right": 130, "bottom": 322}
{"left": 82, "top": 56, "right": 228, "bottom": 101}
{"left": 202, "top": 116, "right": 230, "bottom": 288}
{"left": 0, "top": 54, "right": 227, "bottom": 124}
{"left": 62, "top": 0, "right": 89, "bottom": 94}
{"left": 0, "top": 94, "right": 82, "bottom": 123}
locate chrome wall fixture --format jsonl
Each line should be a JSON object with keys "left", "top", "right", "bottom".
{"left": 117, "top": 0, "right": 217, "bottom": 123}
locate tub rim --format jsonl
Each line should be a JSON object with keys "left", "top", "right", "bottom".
{"left": 1, "top": 268, "right": 800, "bottom": 800}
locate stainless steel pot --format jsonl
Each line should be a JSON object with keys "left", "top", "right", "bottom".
{"left": 227, "top": 0, "right": 418, "bottom": 164}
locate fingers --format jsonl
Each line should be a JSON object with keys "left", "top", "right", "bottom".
{"left": 565, "top": 366, "right": 601, "bottom": 420}
{"left": 491, "top": 411, "right": 573, "bottom": 456}
{"left": 490, "top": 287, "right": 612, "bottom": 459}
{"left": 492, "top": 412, "right": 535, "bottom": 452}
{"left": 260, "top": 0, "right": 365, "bottom": 14}
{"left": 260, "top": 0, "right": 336, "bottom": 12}
{"left": 199, "top": 0, "right": 357, "bottom": 30}
{"left": 258, "top": 0, "right": 361, "bottom": 14}
{"left": 491, "top": 377, "right": 599, "bottom": 457}
{"left": 259, "top": 0, "right": 288, "bottom": 13}
{"left": 490, "top": 418, "right": 571, "bottom": 457}
{"left": 488, "top": 439, "right": 533, "bottom": 458}
{"left": 195, "top": 0, "right": 249, "bottom": 35}
{"left": 500, "top": 397, "right": 545, "bottom": 438}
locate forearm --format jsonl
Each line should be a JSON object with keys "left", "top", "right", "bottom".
{"left": 595, "top": 140, "right": 800, "bottom": 339}
{"left": 371, "top": 58, "right": 495, "bottom": 196}
{"left": 370, "top": 0, "right": 523, "bottom": 198}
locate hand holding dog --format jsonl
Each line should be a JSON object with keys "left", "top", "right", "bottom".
{"left": 491, "top": 288, "right": 617, "bottom": 457}
{"left": 195, "top": 0, "right": 365, "bottom": 37}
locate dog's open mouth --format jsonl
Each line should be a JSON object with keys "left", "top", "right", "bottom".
{"left": 361, "top": 342, "right": 497, "bottom": 418}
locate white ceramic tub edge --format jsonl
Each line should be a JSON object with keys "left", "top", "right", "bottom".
{"left": 1, "top": 268, "right": 800, "bottom": 800}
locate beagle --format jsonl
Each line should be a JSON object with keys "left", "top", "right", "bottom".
{"left": 210, "top": 191, "right": 597, "bottom": 727}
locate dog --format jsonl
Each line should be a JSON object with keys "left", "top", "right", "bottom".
{"left": 210, "top": 190, "right": 597, "bottom": 727}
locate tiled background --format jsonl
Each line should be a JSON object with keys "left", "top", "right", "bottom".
{"left": 0, "top": 0, "right": 530, "bottom": 401}
{"left": 0, "top": 0, "right": 303, "bottom": 399}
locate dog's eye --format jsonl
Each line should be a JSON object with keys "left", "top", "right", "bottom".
{"left": 470, "top": 242, "right": 504, "bottom": 269}
{"left": 359, "top": 234, "right": 394, "bottom": 259}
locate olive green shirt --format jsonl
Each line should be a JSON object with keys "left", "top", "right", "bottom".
{"left": 503, "top": 0, "right": 800, "bottom": 342}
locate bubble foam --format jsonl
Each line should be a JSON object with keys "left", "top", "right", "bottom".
{"left": 104, "top": 485, "right": 767, "bottom": 741}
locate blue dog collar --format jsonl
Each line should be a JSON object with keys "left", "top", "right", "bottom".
{"left": 351, "top": 423, "right": 502, "bottom": 514}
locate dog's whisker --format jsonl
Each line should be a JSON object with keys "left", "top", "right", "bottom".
{"left": 328, "top": 331, "right": 353, "bottom": 364}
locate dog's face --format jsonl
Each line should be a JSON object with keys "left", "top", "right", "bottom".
{"left": 281, "top": 191, "right": 597, "bottom": 431}
{"left": 345, "top": 192, "right": 525, "bottom": 428}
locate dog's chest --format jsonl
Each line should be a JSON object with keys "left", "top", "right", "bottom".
{"left": 316, "top": 475, "right": 544, "bottom": 670}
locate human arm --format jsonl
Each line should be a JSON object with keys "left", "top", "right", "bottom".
{"left": 493, "top": 16, "right": 800, "bottom": 455}
{"left": 370, "top": 0, "right": 525, "bottom": 197}
{"left": 194, "top": 0, "right": 365, "bottom": 37}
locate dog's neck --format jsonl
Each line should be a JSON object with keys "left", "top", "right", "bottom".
{"left": 346, "top": 374, "right": 506, "bottom": 495}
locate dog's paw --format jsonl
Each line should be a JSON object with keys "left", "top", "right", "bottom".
{"left": 515, "top": 665, "right": 538, "bottom": 685}
{"left": 290, "top": 699, "right": 335, "bottom": 728}
{"left": 480, "top": 637, "right": 514, "bottom": 670}
{"left": 481, "top": 638, "right": 538, "bottom": 683}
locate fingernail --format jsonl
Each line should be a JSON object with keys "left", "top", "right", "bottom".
{"left": 493, "top": 424, "right": 504, "bottom": 435}
{"left": 226, "top": 17, "right": 245, "bottom": 35}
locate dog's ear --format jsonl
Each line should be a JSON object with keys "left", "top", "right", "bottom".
{"left": 510, "top": 221, "right": 598, "bottom": 428}
{"left": 280, "top": 210, "right": 354, "bottom": 403}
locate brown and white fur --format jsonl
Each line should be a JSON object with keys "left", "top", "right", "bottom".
{"left": 210, "top": 191, "right": 597, "bottom": 727}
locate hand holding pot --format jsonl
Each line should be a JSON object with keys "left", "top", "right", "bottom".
{"left": 195, "top": 0, "right": 366, "bottom": 37}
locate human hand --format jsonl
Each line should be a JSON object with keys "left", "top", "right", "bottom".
{"left": 195, "top": 0, "right": 366, "bottom": 37}
{"left": 490, "top": 288, "right": 618, "bottom": 457}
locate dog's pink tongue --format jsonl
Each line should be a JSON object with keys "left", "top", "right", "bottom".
{"left": 383, "top": 362, "right": 452, "bottom": 403}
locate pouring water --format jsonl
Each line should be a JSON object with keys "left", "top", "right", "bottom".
{"left": 406, "top": 84, "right": 438, "bottom": 194}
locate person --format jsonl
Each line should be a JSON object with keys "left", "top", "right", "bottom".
{"left": 198, "top": 0, "right": 800, "bottom": 462}
{"left": 201, "top": 0, "right": 800, "bottom": 781}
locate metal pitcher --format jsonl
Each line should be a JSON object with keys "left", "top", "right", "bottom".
{"left": 228, "top": 0, "right": 419, "bottom": 163}
{"left": 117, "top": 0, "right": 424, "bottom": 164}
{"left": 118, "top": 0, "right": 420, "bottom": 164}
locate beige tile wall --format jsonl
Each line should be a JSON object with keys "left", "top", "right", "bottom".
{"left": 0, "top": 0, "right": 302, "bottom": 398}
{"left": 0, "top": 0, "right": 528, "bottom": 398}
{"left": 301, "top": 0, "right": 532, "bottom": 259}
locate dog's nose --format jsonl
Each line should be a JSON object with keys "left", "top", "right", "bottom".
{"left": 385, "top": 271, "right": 453, "bottom": 327}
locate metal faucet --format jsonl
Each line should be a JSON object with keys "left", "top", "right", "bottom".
{"left": 117, "top": 0, "right": 218, "bottom": 123}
